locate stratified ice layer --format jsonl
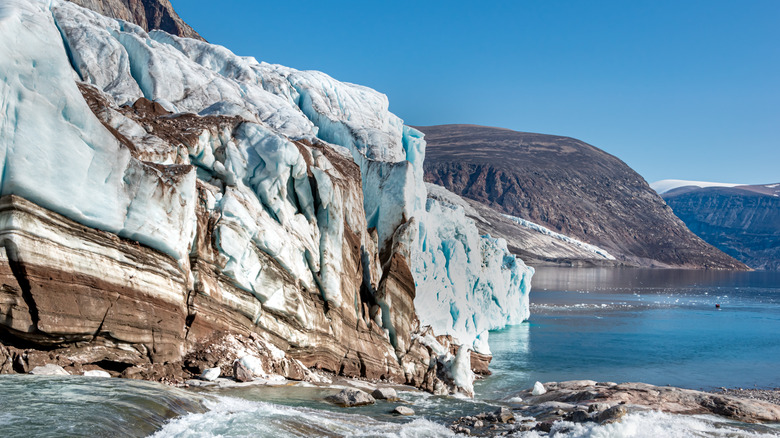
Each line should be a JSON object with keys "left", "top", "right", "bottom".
{"left": 0, "top": 0, "right": 533, "bottom": 374}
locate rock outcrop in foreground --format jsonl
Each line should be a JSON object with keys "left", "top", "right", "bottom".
{"left": 510, "top": 380, "right": 780, "bottom": 424}
{"left": 0, "top": 1, "right": 532, "bottom": 394}
{"left": 420, "top": 124, "right": 748, "bottom": 270}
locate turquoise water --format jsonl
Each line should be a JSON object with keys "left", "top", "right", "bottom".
{"left": 2, "top": 267, "right": 779, "bottom": 437}
{"left": 0, "top": 376, "right": 206, "bottom": 437}
{"left": 477, "top": 268, "right": 780, "bottom": 400}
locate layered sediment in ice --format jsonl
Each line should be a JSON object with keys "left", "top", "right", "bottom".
{"left": 0, "top": 0, "right": 532, "bottom": 393}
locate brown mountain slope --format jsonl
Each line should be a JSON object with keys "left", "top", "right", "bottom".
{"left": 66, "top": 0, "right": 203, "bottom": 40}
{"left": 418, "top": 124, "right": 747, "bottom": 270}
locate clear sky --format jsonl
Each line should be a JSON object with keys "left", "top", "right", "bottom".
{"left": 171, "top": 0, "right": 779, "bottom": 185}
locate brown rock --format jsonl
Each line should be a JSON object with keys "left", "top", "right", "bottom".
{"left": 371, "top": 387, "right": 399, "bottom": 401}
{"left": 233, "top": 361, "right": 253, "bottom": 382}
{"left": 515, "top": 380, "right": 780, "bottom": 424}
{"left": 64, "top": 0, "right": 204, "bottom": 40}
{"left": 598, "top": 405, "right": 627, "bottom": 424}
{"left": 392, "top": 406, "right": 415, "bottom": 416}
{"left": 325, "top": 388, "right": 376, "bottom": 407}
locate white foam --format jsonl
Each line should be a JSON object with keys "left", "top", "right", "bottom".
{"left": 151, "top": 395, "right": 453, "bottom": 437}
{"left": 529, "top": 411, "right": 780, "bottom": 438}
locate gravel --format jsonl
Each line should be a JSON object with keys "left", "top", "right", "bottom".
{"left": 712, "top": 388, "right": 780, "bottom": 406}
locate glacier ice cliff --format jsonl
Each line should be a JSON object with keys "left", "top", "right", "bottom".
{"left": 0, "top": 0, "right": 532, "bottom": 394}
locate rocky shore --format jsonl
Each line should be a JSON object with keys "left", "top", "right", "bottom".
{"left": 7, "top": 348, "right": 780, "bottom": 438}
{"left": 444, "top": 381, "right": 780, "bottom": 436}
{"left": 712, "top": 387, "right": 780, "bottom": 406}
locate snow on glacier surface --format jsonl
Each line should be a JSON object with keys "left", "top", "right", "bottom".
{"left": 0, "top": 0, "right": 196, "bottom": 263}
{"left": 2, "top": 0, "right": 533, "bottom": 357}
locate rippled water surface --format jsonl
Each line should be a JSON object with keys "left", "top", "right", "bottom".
{"left": 478, "top": 268, "right": 780, "bottom": 400}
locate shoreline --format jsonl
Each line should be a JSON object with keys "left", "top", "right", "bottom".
{"left": 4, "top": 370, "right": 779, "bottom": 436}
{"left": 711, "top": 388, "right": 780, "bottom": 406}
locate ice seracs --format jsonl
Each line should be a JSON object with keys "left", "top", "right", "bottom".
{"left": 1, "top": 0, "right": 534, "bottom": 396}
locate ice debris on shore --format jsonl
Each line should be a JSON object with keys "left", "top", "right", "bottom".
{"left": 532, "top": 381, "right": 548, "bottom": 395}
{"left": 1, "top": 0, "right": 533, "bottom": 393}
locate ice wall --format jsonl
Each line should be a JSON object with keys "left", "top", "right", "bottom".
{"left": 3, "top": 0, "right": 533, "bottom": 368}
{"left": 0, "top": 0, "right": 195, "bottom": 263}
{"left": 413, "top": 199, "right": 533, "bottom": 354}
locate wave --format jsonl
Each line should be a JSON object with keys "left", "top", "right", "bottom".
{"left": 151, "top": 395, "right": 452, "bottom": 437}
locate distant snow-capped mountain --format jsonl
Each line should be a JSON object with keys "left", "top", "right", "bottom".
{"left": 651, "top": 179, "right": 744, "bottom": 195}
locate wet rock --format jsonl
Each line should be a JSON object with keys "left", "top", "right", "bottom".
{"left": 372, "top": 387, "right": 399, "bottom": 401}
{"left": 473, "top": 420, "right": 483, "bottom": 428}
{"left": 588, "top": 402, "right": 612, "bottom": 413}
{"left": 325, "top": 388, "right": 376, "bottom": 407}
{"left": 570, "top": 409, "right": 590, "bottom": 423}
{"left": 233, "top": 361, "right": 253, "bottom": 382}
{"left": 512, "top": 423, "right": 535, "bottom": 432}
{"left": 452, "top": 425, "right": 471, "bottom": 435}
{"left": 534, "top": 421, "right": 553, "bottom": 432}
{"left": 598, "top": 405, "right": 627, "bottom": 424}
{"left": 524, "top": 401, "right": 576, "bottom": 418}
{"left": 83, "top": 370, "right": 111, "bottom": 378}
{"left": 392, "top": 406, "right": 415, "bottom": 416}
{"left": 515, "top": 380, "right": 780, "bottom": 424}
{"left": 29, "top": 364, "right": 69, "bottom": 376}
{"left": 493, "top": 406, "right": 514, "bottom": 423}
{"left": 200, "top": 367, "right": 220, "bottom": 381}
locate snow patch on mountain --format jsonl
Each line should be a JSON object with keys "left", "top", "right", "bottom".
{"left": 651, "top": 179, "right": 743, "bottom": 195}
{"left": 503, "top": 215, "right": 615, "bottom": 260}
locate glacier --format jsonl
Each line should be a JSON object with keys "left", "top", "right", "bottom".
{"left": 0, "top": 0, "right": 533, "bottom": 392}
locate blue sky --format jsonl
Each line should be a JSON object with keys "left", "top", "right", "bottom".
{"left": 172, "top": 1, "right": 779, "bottom": 184}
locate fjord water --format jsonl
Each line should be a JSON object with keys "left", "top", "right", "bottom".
{"left": 478, "top": 267, "right": 780, "bottom": 399}
{"left": 2, "top": 267, "right": 779, "bottom": 437}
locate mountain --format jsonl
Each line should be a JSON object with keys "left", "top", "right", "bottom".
{"left": 419, "top": 124, "right": 747, "bottom": 270}
{"left": 651, "top": 179, "right": 744, "bottom": 194}
{"left": 426, "top": 183, "right": 619, "bottom": 267}
{"left": 65, "top": 0, "right": 203, "bottom": 40}
{"left": 660, "top": 184, "right": 780, "bottom": 270}
{"left": 0, "top": 0, "right": 533, "bottom": 394}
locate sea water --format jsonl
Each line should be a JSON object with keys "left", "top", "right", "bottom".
{"left": 478, "top": 267, "right": 780, "bottom": 399}
{"left": 2, "top": 268, "right": 779, "bottom": 437}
